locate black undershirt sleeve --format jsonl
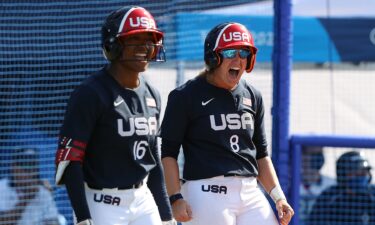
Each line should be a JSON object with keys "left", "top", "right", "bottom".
{"left": 63, "top": 162, "right": 91, "bottom": 222}
{"left": 147, "top": 141, "right": 173, "bottom": 221}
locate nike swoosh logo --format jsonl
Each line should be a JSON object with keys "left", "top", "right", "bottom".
{"left": 202, "top": 98, "right": 214, "bottom": 106}
{"left": 114, "top": 99, "right": 124, "bottom": 107}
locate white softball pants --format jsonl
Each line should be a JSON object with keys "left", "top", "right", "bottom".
{"left": 181, "top": 176, "right": 279, "bottom": 225}
{"left": 82, "top": 184, "right": 162, "bottom": 225}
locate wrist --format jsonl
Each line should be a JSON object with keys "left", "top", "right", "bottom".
{"left": 76, "top": 219, "right": 94, "bottom": 225}
{"left": 169, "top": 193, "right": 183, "bottom": 205}
{"left": 162, "top": 219, "right": 177, "bottom": 225}
{"left": 269, "top": 185, "right": 286, "bottom": 203}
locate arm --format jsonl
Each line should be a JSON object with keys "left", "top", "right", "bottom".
{"left": 0, "top": 177, "right": 40, "bottom": 224}
{"left": 162, "top": 157, "right": 181, "bottom": 196}
{"left": 159, "top": 89, "right": 191, "bottom": 222}
{"left": 147, "top": 142, "right": 173, "bottom": 222}
{"left": 257, "top": 157, "right": 294, "bottom": 225}
{"left": 0, "top": 193, "right": 37, "bottom": 224}
{"left": 40, "top": 183, "right": 63, "bottom": 225}
{"left": 257, "top": 156, "right": 280, "bottom": 193}
{"left": 55, "top": 84, "right": 102, "bottom": 224}
{"left": 63, "top": 162, "right": 91, "bottom": 222}
{"left": 162, "top": 157, "right": 192, "bottom": 222}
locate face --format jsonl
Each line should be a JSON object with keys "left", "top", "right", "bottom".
{"left": 11, "top": 165, "right": 39, "bottom": 191}
{"left": 302, "top": 147, "right": 324, "bottom": 185}
{"left": 118, "top": 32, "right": 156, "bottom": 73}
{"left": 211, "top": 48, "right": 251, "bottom": 90}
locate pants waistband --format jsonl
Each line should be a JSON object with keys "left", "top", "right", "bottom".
{"left": 87, "top": 180, "right": 143, "bottom": 191}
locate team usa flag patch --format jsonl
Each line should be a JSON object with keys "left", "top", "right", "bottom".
{"left": 146, "top": 97, "right": 157, "bottom": 107}
{"left": 242, "top": 97, "right": 252, "bottom": 107}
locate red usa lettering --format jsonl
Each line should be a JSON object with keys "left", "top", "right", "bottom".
{"left": 223, "top": 32, "right": 250, "bottom": 42}
{"left": 129, "top": 17, "right": 155, "bottom": 28}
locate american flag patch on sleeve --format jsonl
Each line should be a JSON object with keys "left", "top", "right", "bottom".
{"left": 242, "top": 97, "right": 252, "bottom": 107}
{"left": 146, "top": 97, "right": 157, "bottom": 107}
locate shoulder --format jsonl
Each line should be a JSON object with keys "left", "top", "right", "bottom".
{"left": 142, "top": 79, "right": 162, "bottom": 109}
{"left": 79, "top": 69, "right": 110, "bottom": 93}
{"left": 69, "top": 69, "right": 113, "bottom": 106}
{"left": 316, "top": 185, "right": 342, "bottom": 201}
{"left": 72, "top": 70, "right": 104, "bottom": 96}
{"left": 0, "top": 178, "right": 17, "bottom": 210}
{"left": 0, "top": 178, "right": 13, "bottom": 194}
{"left": 240, "top": 79, "right": 263, "bottom": 98}
{"left": 143, "top": 78, "right": 160, "bottom": 98}
{"left": 170, "top": 76, "right": 203, "bottom": 98}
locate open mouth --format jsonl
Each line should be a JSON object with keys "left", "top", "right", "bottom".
{"left": 228, "top": 67, "right": 240, "bottom": 78}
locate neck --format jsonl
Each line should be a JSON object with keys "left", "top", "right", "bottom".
{"left": 206, "top": 72, "right": 237, "bottom": 90}
{"left": 107, "top": 63, "right": 140, "bottom": 89}
{"left": 205, "top": 72, "right": 217, "bottom": 87}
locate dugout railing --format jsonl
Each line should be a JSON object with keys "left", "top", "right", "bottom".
{"left": 289, "top": 134, "right": 375, "bottom": 225}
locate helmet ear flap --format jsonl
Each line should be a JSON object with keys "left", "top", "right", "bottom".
{"left": 246, "top": 53, "right": 256, "bottom": 73}
{"left": 103, "top": 36, "right": 122, "bottom": 61}
{"left": 206, "top": 51, "right": 221, "bottom": 71}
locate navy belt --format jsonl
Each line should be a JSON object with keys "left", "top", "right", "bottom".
{"left": 224, "top": 174, "right": 240, "bottom": 177}
{"left": 88, "top": 181, "right": 143, "bottom": 190}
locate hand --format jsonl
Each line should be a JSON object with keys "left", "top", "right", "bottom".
{"left": 276, "top": 199, "right": 294, "bottom": 225}
{"left": 162, "top": 219, "right": 178, "bottom": 225}
{"left": 171, "top": 199, "right": 192, "bottom": 222}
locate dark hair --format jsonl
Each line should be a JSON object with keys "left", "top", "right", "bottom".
{"left": 336, "top": 151, "right": 372, "bottom": 184}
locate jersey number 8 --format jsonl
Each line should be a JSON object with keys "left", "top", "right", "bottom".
{"left": 230, "top": 135, "right": 240, "bottom": 152}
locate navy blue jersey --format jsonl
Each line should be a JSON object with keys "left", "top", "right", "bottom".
{"left": 59, "top": 68, "right": 161, "bottom": 189}
{"left": 308, "top": 185, "right": 375, "bottom": 225}
{"left": 160, "top": 75, "right": 268, "bottom": 180}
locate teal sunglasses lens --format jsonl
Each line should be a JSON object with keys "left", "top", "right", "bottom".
{"left": 221, "top": 49, "right": 251, "bottom": 59}
{"left": 239, "top": 49, "right": 251, "bottom": 58}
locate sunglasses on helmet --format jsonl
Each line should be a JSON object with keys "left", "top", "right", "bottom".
{"left": 220, "top": 49, "right": 252, "bottom": 59}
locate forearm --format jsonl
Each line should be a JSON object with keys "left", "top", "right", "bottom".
{"left": 147, "top": 149, "right": 172, "bottom": 221}
{"left": 257, "top": 156, "right": 281, "bottom": 193}
{"left": 161, "top": 157, "right": 181, "bottom": 195}
{"left": 63, "top": 162, "right": 91, "bottom": 222}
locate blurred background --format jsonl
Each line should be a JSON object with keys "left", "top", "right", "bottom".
{"left": 1, "top": 0, "right": 374, "bottom": 224}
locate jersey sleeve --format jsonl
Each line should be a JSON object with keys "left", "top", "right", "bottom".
{"left": 160, "top": 89, "right": 189, "bottom": 159}
{"left": 60, "top": 84, "right": 104, "bottom": 141}
{"left": 252, "top": 90, "right": 268, "bottom": 159}
{"left": 55, "top": 84, "right": 104, "bottom": 185}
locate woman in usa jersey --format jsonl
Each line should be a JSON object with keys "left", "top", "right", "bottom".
{"left": 54, "top": 6, "right": 175, "bottom": 225}
{"left": 160, "top": 22, "right": 294, "bottom": 225}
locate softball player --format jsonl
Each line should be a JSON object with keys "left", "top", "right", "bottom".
{"left": 309, "top": 151, "right": 375, "bottom": 225}
{"left": 55, "top": 6, "right": 175, "bottom": 225}
{"left": 160, "top": 22, "right": 294, "bottom": 225}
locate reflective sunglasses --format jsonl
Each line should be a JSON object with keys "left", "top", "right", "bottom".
{"left": 220, "top": 49, "right": 251, "bottom": 59}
